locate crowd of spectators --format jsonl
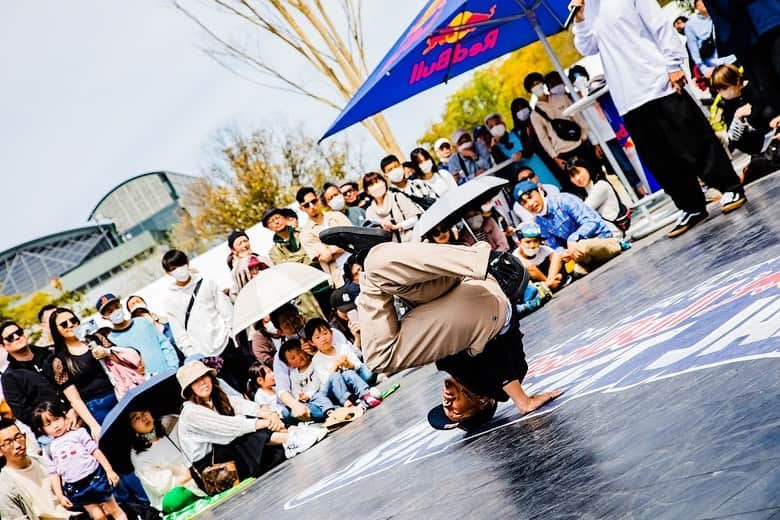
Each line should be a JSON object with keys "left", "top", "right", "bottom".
{"left": 1, "top": 1, "right": 777, "bottom": 517}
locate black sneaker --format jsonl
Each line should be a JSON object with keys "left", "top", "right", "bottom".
{"left": 667, "top": 210, "right": 708, "bottom": 238}
{"left": 486, "top": 250, "right": 529, "bottom": 304}
{"left": 319, "top": 227, "right": 393, "bottom": 253}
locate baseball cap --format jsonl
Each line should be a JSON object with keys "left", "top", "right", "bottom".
{"left": 427, "top": 398, "right": 498, "bottom": 431}
{"left": 434, "top": 137, "right": 451, "bottom": 150}
{"left": 330, "top": 285, "right": 357, "bottom": 313}
{"left": 261, "top": 208, "right": 285, "bottom": 227}
{"left": 519, "top": 224, "right": 542, "bottom": 239}
{"left": 95, "top": 293, "right": 120, "bottom": 314}
{"left": 513, "top": 180, "right": 539, "bottom": 201}
{"left": 451, "top": 129, "right": 469, "bottom": 144}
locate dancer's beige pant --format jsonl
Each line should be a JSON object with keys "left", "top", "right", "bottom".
{"left": 358, "top": 243, "right": 509, "bottom": 374}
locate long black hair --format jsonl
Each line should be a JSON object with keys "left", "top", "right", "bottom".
{"left": 183, "top": 373, "right": 235, "bottom": 417}
{"left": 48, "top": 307, "right": 87, "bottom": 379}
{"left": 510, "top": 98, "right": 534, "bottom": 150}
{"left": 128, "top": 407, "right": 167, "bottom": 454}
{"left": 410, "top": 147, "right": 439, "bottom": 174}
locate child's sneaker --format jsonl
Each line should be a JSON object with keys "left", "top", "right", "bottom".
{"left": 360, "top": 393, "right": 382, "bottom": 408}
{"left": 369, "top": 387, "right": 383, "bottom": 400}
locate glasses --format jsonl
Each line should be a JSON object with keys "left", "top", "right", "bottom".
{"left": 0, "top": 433, "right": 26, "bottom": 450}
{"left": 301, "top": 198, "right": 320, "bottom": 209}
{"left": 518, "top": 173, "right": 537, "bottom": 182}
{"left": 57, "top": 317, "right": 80, "bottom": 329}
{"left": 2, "top": 329, "right": 23, "bottom": 343}
{"left": 438, "top": 143, "right": 451, "bottom": 151}
{"left": 432, "top": 227, "right": 448, "bottom": 237}
{"left": 341, "top": 187, "right": 355, "bottom": 195}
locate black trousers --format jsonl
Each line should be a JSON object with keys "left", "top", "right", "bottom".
{"left": 218, "top": 338, "right": 253, "bottom": 393}
{"left": 738, "top": 27, "right": 780, "bottom": 104}
{"left": 622, "top": 92, "right": 742, "bottom": 213}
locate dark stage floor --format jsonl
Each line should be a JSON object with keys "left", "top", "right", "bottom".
{"left": 204, "top": 173, "right": 780, "bottom": 520}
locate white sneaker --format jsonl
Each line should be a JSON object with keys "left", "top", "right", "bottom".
{"left": 283, "top": 424, "right": 327, "bottom": 458}
{"left": 369, "top": 386, "right": 383, "bottom": 399}
{"left": 720, "top": 191, "right": 746, "bottom": 213}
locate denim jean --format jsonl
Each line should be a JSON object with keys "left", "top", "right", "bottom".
{"left": 325, "top": 370, "right": 370, "bottom": 405}
{"left": 86, "top": 392, "right": 118, "bottom": 425}
{"left": 355, "top": 364, "right": 377, "bottom": 386}
{"left": 280, "top": 392, "right": 336, "bottom": 423}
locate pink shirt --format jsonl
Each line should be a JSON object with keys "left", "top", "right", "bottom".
{"left": 45, "top": 428, "right": 99, "bottom": 483}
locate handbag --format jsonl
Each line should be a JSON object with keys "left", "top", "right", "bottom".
{"left": 699, "top": 27, "right": 716, "bottom": 59}
{"left": 101, "top": 347, "right": 147, "bottom": 400}
{"left": 604, "top": 182, "right": 632, "bottom": 233}
{"left": 534, "top": 106, "right": 582, "bottom": 142}
{"left": 166, "top": 434, "right": 239, "bottom": 496}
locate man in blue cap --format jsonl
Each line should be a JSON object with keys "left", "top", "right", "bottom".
{"left": 514, "top": 180, "right": 622, "bottom": 276}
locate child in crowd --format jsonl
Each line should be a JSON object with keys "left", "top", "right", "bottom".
{"left": 305, "top": 318, "right": 380, "bottom": 395}
{"left": 246, "top": 362, "right": 287, "bottom": 419}
{"left": 33, "top": 402, "right": 127, "bottom": 520}
{"left": 279, "top": 339, "right": 338, "bottom": 421}
{"left": 513, "top": 224, "right": 567, "bottom": 292}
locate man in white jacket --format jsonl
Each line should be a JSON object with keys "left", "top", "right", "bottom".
{"left": 570, "top": 0, "right": 746, "bottom": 238}
{"left": 161, "top": 249, "right": 248, "bottom": 392}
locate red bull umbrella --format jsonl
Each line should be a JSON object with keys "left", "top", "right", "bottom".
{"left": 321, "top": 0, "right": 573, "bottom": 141}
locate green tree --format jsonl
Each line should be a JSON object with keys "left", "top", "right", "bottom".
{"left": 420, "top": 31, "right": 582, "bottom": 146}
{"left": 171, "top": 127, "right": 362, "bottom": 254}
{"left": 0, "top": 289, "right": 83, "bottom": 331}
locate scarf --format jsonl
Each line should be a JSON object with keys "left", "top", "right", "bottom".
{"left": 372, "top": 193, "right": 395, "bottom": 220}
{"left": 273, "top": 226, "right": 301, "bottom": 252}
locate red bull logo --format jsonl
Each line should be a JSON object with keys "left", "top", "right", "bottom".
{"left": 422, "top": 5, "right": 496, "bottom": 55}
{"left": 380, "top": 0, "right": 449, "bottom": 76}
{"left": 410, "top": 5, "right": 499, "bottom": 85}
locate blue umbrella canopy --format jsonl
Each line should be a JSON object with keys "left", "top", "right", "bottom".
{"left": 321, "top": 0, "right": 571, "bottom": 141}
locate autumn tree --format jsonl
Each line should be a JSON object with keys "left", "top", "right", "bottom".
{"left": 173, "top": 0, "right": 402, "bottom": 155}
{"left": 171, "top": 127, "right": 361, "bottom": 254}
{"left": 419, "top": 31, "right": 581, "bottom": 146}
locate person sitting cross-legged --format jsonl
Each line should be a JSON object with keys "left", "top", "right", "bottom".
{"left": 513, "top": 224, "right": 568, "bottom": 292}
{"left": 514, "top": 180, "right": 622, "bottom": 277}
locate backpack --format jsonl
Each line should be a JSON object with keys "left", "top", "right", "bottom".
{"left": 699, "top": 26, "right": 716, "bottom": 59}
{"left": 534, "top": 106, "right": 582, "bottom": 142}
{"left": 604, "top": 182, "right": 631, "bottom": 233}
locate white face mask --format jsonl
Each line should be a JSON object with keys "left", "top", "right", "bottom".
{"left": 516, "top": 108, "right": 531, "bottom": 121}
{"left": 531, "top": 84, "right": 546, "bottom": 98}
{"left": 521, "top": 246, "right": 539, "bottom": 258}
{"left": 574, "top": 76, "right": 589, "bottom": 93}
{"left": 458, "top": 141, "right": 473, "bottom": 153}
{"left": 387, "top": 167, "right": 405, "bottom": 184}
{"left": 466, "top": 215, "right": 484, "bottom": 230}
{"left": 550, "top": 84, "right": 566, "bottom": 96}
{"left": 367, "top": 183, "right": 387, "bottom": 199}
{"left": 419, "top": 160, "right": 434, "bottom": 173}
{"left": 109, "top": 309, "right": 126, "bottom": 325}
{"left": 170, "top": 265, "right": 190, "bottom": 283}
{"left": 489, "top": 124, "right": 506, "bottom": 138}
{"left": 328, "top": 195, "right": 346, "bottom": 211}
{"left": 720, "top": 86, "right": 740, "bottom": 100}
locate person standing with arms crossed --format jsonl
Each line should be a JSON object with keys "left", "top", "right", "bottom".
{"left": 570, "top": 0, "right": 746, "bottom": 238}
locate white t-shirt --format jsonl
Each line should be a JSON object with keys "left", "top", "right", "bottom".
{"left": 513, "top": 245, "right": 555, "bottom": 267}
{"left": 311, "top": 340, "right": 362, "bottom": 382}
{"left": 253, "top": 388, "right": 285, "bottom": 416}
{"left": 290, "top": 363, "right": 322, "bottom": 397}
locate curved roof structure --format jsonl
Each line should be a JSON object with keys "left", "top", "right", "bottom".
{"left": 0, "top": 223, "right": 120, "bottom": 296}
{"left": 87, "top": 171, "right": 198, "bottom": 236}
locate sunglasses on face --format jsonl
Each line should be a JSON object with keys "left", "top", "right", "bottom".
{"left": 2, "top": 329, "right": 23, "bottom": 343}
{"left": 341, "top": 187, "right": 356, "bottom": 195}
{"left": 57, "top": 317, "right": 80, "bottom": 329}
{"left": 439, "top": 144, "right": 451, "bottom": 151}
{"left": 432, "top": 228, "right": 448, "bottom": 237}
{"left": 301, "top": 199, "right": 320, "bottom": 209}
{"left": 518, "top": 173, "right": 537, "bottom": 182}
{"left": 0, "top": 432, "right": 26, "bottom": 450}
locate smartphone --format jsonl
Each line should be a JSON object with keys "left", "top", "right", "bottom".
{"left": 347, "top": 309, "right": 359, "bottom": 324}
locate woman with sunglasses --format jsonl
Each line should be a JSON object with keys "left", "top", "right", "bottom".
{"left": 48, "top": 308, "right": 116, "bottom": 440}
{"left": 425, "top": 224, "right": 463, "bottom": 245}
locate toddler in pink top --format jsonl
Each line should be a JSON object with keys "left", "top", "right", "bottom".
{"left": 33, "top": 402, "right": 127, "bottom": 520}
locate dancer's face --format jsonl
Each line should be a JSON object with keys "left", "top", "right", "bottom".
{"left": 441, "top": 378, "right": 484, "bottom": 422}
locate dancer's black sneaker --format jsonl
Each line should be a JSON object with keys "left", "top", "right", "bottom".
{"left": 319, "top": 226, "right": 392, "bottom": 254}
{"left": 667, "top": 210, "right": 708, "bottom": 238}
{"left": 486, "top": 250, "right": 529, "bottom": 304}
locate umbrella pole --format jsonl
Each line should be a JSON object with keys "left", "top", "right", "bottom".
{"left": 524, "top": 8, "right": 639, "bottom": 207}
{"left": 461, "top": 218, "right": 480, "bottom": 242}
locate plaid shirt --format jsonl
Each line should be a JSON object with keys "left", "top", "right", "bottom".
{"left": 534, "top": 192, "right": 613, "bottom": 250}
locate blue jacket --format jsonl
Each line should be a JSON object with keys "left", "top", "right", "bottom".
{"left": 533, "top": 192, "right": 613, "bottom": 250}
{"left": 703, "top": 0, "right": 780, "bottom": 54}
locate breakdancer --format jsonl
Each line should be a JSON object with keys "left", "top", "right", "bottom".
{"left": 320, "top": 227, "right": 562, "bottom": 431}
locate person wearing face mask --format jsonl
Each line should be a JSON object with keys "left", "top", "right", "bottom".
{"left": 161, "top": 250, "right": 249, "bottom": 394}
{"left": 513, "top": 225, "right": 567, "bottom": 292}
{"left": 510, "top": 97, "right": 565, "bottom": 187}
{"left": 524, "top": 71, "right": 595, "bottom": 184}
{"left": 379, "top": 155, "right": 438, "bottom": 204}
{"left": 459, "top": 204, "right": 510, "bottom": 252}
{"left": 484, "top": 111, "right": 559, "bottom": 188}
{"left": 449, "top": 129, "right": 494, "bottom": 183}
{"left": 433, "top": 137, "right": 455, "bottom": 173}
{"left": 410, "top": 147, "right": 458, "bottom": 196}
{"left": 97, "top": 293, "right": 179, "bottom": 376}
{"left": 321, "top": 182, "right": 366, "bottom": 227}
{"left": 363, "top": 172, "right": 422, "bottom": 243}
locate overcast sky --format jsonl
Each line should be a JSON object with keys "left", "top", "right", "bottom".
{"left": 0, "top": 1, "right": 470, "bottom": 251}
